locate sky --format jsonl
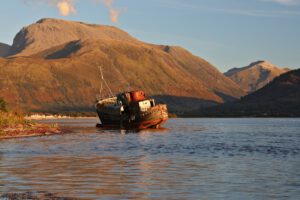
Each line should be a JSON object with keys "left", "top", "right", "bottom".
{"left": 0, "top": 0, "right": 299, "bottom": 72}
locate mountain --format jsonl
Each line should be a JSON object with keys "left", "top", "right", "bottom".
{"left": 196, "top": 69, "right": 300, "bottom": 117}
{"left": 224, "top": 61, "right": 290, "bottom": 93}
{"left": 0, "top": 42, "right": 10, "bottom": 57}
{"left": 6, "top": 18, "right": 138, "bottom": 57}
{"left": 0, "top": 18, "right": 245, "bottom": 114}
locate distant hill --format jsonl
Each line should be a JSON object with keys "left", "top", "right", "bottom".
{"left": 0, "top": 18, "right": 245, "bottom": 114}
{"left": 196, "top": 69, "right": 300, "bottom": 117}
{"left": 224, "top": 61, "right": 290, "bottom": 93}
{"left": 0, "top": 42, "right": 10, "bottom": 57}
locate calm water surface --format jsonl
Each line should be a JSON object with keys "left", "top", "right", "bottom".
{"left": 0, "top": 118, "right": 300, "bottom": 199}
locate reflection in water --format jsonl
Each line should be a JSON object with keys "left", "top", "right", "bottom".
{"left": 0, "top": 118, "right": 300, "bottom": 199}
{"left": 0, "top": 155, "right": 208, "bottom": 199}
{"left": 3, "top": 156, "right": 147, "bottom": 199}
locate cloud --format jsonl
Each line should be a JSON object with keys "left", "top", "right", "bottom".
{"left": 56, "top": 0, "right": 76, "bottom": 16}
{"left": 22, "top": 0, "right": 122, "bottom": 22}
{"left": 22, "top": 0, "right": 77, "bottom": 16}
{"left": 103, "top": 0, "right": 121, "bottom": 23}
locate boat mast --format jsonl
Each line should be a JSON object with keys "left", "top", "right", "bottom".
{"left": 98, "top": 65, "right": 114, "bottom": 99}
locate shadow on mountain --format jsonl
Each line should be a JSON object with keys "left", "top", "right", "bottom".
{"left": 152, "top": 95, "right": 219, "bottom": 115}
{"left": 195, "top": 101, "right": 300, "bottom": 117}
{"left": 0, "top": 42, "right": 11, "bottom": 57}
{"left": 28, "top": 95, "right": 220, "bottom": 116}
{"left": 214, "top": 91, "right": 239, "bottom": 102}
{"left": 46, "top": 40, "right": 82, "bottom": 59}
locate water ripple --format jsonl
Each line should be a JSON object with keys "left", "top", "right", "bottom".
{"left": 0, "top": 118, "right": 300, "bottom": 199}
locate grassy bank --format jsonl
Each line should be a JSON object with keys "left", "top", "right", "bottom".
{"left": 0, "top": 111, "right": 61, "bottom": 139}
{"left": 0, "top": 112, "right": 32, "bottom": 128}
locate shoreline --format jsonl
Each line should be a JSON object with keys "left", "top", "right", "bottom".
{"left": 25, "top": 115, "right": 97, "bottom": 120}
{"left": 0, "top": 124, "right": 64, "bottom": 140}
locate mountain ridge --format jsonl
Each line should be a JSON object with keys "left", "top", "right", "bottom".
{"left": 6, "top": 18, "right": 139, "bottom": 57}
{"left": 224, "top": 60, "right": 290, "bottom": 93}
{"left": 195, "top": 69, "right": 300, "bottom": 117}
{"left": 0, "top": 18, "right": 245, "bottom": 113}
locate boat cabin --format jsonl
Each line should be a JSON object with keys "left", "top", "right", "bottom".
{"left": 116, "top": 90, "right": 155, "bottom": 113}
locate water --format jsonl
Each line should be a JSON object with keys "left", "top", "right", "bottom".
{"left": 0, "top": 118, "right": 300, "bottom": 199}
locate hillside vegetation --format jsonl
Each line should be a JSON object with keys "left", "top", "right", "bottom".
{"left": 0, "top": 18, "right": 245, "bottom": 114}
{"left": 0, "top": 97, "right": 61, "bottom": 138}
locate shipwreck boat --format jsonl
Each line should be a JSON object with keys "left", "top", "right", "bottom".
{"left": 95, "top": 65, "right": 168, "bottom": 129}
{"left": 96, "top": 90, "right": 168, "bottom": 130}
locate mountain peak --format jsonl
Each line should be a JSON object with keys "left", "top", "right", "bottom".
{"left": 36, "top": 18, "right": 62, "bottom": 23}
{"left": 37, "top": 18, "right": 69, "bottom": 23}
{"left": 249, "top": 60, "right": 267, "bottom": 66}
{"left": 35, "top": 18, "right": 101, "bottom": 28}
{"left": 248, "top": 60, "right": 281, "bottom": 70}
{"left": 7, "top": 18, "right": 137, "bottom": 57}
{"left": 225, "top": 61, "right": 290, "bottom": 93}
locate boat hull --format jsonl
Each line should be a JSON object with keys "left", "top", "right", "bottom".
{"left": 96, "top": 104, "right": 168, "bottom": 130}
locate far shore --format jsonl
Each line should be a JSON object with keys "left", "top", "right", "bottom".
{"left": 25, "top": 114, "right": 97, "bottom": 120}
